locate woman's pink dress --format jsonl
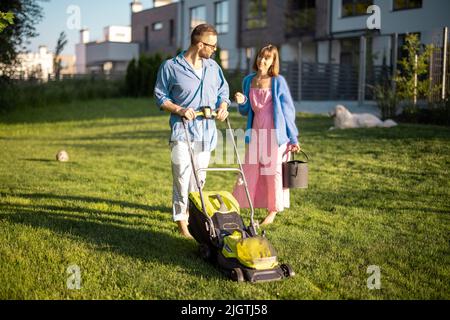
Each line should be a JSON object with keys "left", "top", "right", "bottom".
{"left": 232, "top": 88, "right": 290, "bottom": 212}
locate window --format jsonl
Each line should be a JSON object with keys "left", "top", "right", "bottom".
{"left": 340, "top": 38, "right": 360, "bottom": 66}
{"left": 190, "top": 5, "right": 206, "bottom": 31}
{"left": 286, "top": 0, "right": 316, "bottom": 32}
{"left": 342, "top": 0, "right": 373, "bottom": 17}
{"left": 246, "top": 0, "right": 267, "bottom": 29}
{"left": 152, "top": 22, "right": 163, "bottom": 31}
{"left": 393, "top": 0, "right": 422, "bottom": 11}
{"left": 215, "top": 1, "right": 229, "bottom": 34}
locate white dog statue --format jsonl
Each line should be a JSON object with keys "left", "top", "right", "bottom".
{"left": 329, "top": 105, "right": 397, "bottom": 130}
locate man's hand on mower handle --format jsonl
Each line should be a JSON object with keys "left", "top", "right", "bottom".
{"left": 216, "top": 105, "right": 229, "bottom": 122}
{"left": 177, "top": 107, "right": 197, "bottom": 120}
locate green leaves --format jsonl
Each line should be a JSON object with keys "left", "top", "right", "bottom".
{"left": 125, "top": 53, "right": 168, "bottom": 97}
{"left": 394, "top": 34, "right": 440, "bottom": 103}
{"left": 53, "top": 31, "right": 68, "bottom": 80}
{"left": 0, "top": 11, "right": 14, "bottom": 33}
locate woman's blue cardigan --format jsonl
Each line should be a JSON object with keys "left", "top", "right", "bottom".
{"left": 238, "top": 73, "right": 299, "bottom": 146}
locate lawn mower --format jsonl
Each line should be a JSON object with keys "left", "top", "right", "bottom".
{"left": 182, "top": 107, "right": 295, "bottom": 283}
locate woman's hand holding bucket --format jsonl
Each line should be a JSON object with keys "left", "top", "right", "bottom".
{"left": 288, "top": 143, "right": 301, "bottom": 153}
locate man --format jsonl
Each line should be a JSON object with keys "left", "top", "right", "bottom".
{"left": 154, "top": 24, "right": 230, "bottom": 238}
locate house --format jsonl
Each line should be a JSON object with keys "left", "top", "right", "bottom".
{"left": 131, "top": 0, "right": 178, "bottom": 56}
{"left": 75, "top": 26, "right": 139, "bottom": 75}
{"left": 14, "top": 46, "right": 54, "bottom": 81}
{"left": 329, "top": 0, "right": 450, "bottom": 101}
{"left": 238, "top": 0, "right": 332, "bottom": 99}
{"left": 126, "top": 0, "right": 449, "bottom": 102}
{"left": 132, "top": 0, "right": 242, "bottom": 70}
{"left": 236, "top": 0, "right": 449, "bottom": 101}
{"left": 331, "top": 0, "right": 450, "bottom": 67}
{"left": 178, "top": 0, "right": 242, "bottom": 70}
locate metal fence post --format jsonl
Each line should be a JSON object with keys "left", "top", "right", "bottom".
{"left": 391, "top": 33, "right": 398, "bottom": 94}
{"left": 358, "top": 36, "right": 367, "bottom": 106}
{"left": 414, "top": 54, "right": 418, "bottom": 106}
{"left": 429, "top": 44, "right": 434, "bottom": 104}
{"left": 442, "top": 27, "right": 448, "bottom": 101}
{"left": 298, "top": 41, "right": 302, "bottom": 102}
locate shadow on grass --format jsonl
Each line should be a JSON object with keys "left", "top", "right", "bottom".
{"left": 13, "top": 193, "right": 172, "bottom": 216}
{"left": 20, "top": 159, "right": 56, "bottom": 162}
{"left": 63, "top": 129, "right": 172, "bottom": 142}
{"left": 0, "top": 200, "right": 223, "bottom": 281}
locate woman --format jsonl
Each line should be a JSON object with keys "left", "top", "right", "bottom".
{"left": 232, "top": 44, "right": 300, "bottom": 226}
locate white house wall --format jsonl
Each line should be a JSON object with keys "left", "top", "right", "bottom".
{"left": 75, "top": 43, "right": 86, "bottom": 74}
{"left": 330, "top": 39, "right": 341, "bottom": 64}
{"left": 85, "top": 42, "right": 139, "bottom": 66}
{"left": 317, "top": 41, "right": 330, "bottom": 64}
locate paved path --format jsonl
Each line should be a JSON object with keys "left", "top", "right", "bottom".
{"left": 294, "top": 101, "right": 381, "bottom": 116}
{"left": 231, "top": 100, "right": 381, "bottom": 116}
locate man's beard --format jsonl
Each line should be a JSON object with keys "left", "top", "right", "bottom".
{"left": 200, "top": 50, "right": 214, "bottom": 59}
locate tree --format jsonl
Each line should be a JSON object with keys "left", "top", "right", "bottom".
{"left": 125, "top": 53, "right": 167, "bottom": 97}
{"left": 0, "top": 11, "right": 14, "bottom": 33}
{"left": 0, "top": 1, "right": 42, "bottom": 111}
{"left": 0, "top": 0, "right": 43, "bottom": 77}
{"left": 394, "top": 34, "right": 439, "bottom": 105}
{"left": 53, "top": 31, "right": 68, "bottom": 80}
{"left": 125, "top": 58, "right": 138, "bottom": 97}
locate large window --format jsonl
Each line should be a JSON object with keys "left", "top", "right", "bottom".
{"left": 286, "top": 0, "right": 316, "bottom": 33}
{"left": 340, "top": 38, "right": 360, "bottom": 66}
{"left": 190, "top": 5, "right": 206, "bottom": 31}
{"left": 393, "top": 0, "right": 422, "bottom": 11}
{"left": 342, "top": 0, "right": 373, "bottom": 17}
{"left": 215, "top": 1, "right": 229, "bottom": 34}
{"left": 246, "top": 0, "right": 267, "bottom": 29}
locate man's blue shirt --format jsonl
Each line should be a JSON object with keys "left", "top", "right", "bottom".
{"left": 154, "top": 51, "right": 230, "bottom": 151}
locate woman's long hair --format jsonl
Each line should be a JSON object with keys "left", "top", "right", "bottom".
{"left": 252, "top": 44, "right": 280, "bottom": 77}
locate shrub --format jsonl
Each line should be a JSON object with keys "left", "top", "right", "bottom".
{"left": 125, "top": 53, "right": 167, "bottom": 98}
{"left": 224, "top": 69, "right": 245, "bottom": 97}
{"left": 0, "top": 77, "right": 125, "bottom": 111}
{"left": 396, "top": 101, "right": 450, "bottom": 126}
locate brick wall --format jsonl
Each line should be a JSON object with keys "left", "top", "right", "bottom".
{"left": 131, "top": 3, "right": 178, "bottom": 56}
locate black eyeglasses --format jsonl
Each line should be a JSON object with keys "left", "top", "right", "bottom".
{"left": 201, "top": 41, "right": 217, "bottom": 50}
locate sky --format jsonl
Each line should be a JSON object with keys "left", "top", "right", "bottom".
{"left": 27, "top": 0, "right": 154, "bottom": 56}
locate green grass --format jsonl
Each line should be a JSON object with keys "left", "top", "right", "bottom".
{"left": 0, "top": 98, "right": 449, "bottom": 299}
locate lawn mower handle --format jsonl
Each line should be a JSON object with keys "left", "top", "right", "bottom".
{"left": 181, "top": 116, "right": 258, "bottom": 236}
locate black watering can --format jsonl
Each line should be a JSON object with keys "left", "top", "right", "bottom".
{"left": 282, "top": 150, "right": 309, "bottom": 189}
